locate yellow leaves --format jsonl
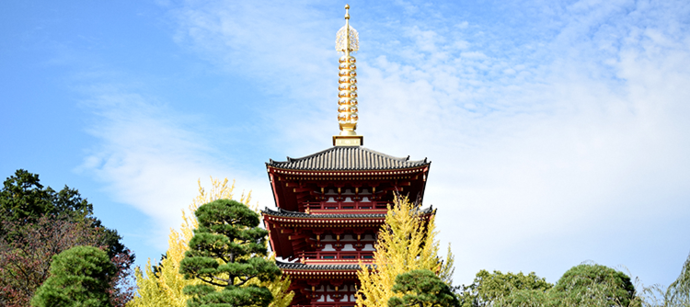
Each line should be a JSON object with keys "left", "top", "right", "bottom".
{"left": 356, "top": 195, "right": 455, "bottom": 307}
{"left": 128, "top": 177, "right": 249, "bottom": 307}
{"left": 128, "top": 177, "right": 292, "bottom": 307}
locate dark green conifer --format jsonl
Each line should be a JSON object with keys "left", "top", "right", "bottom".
{"left": 180, "top": 199, "right": 281, "bottom": 307}
{"left": 31, "top": 246, "right": 115, "bottom": 307}
{"left": 388, "top": 269, "right": 459, "bottom": 307}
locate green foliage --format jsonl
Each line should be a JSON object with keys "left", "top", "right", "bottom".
{"left": 388, "top": 269, "right": 459, "bottom": 307}
{"left": 179, "top": 199, "right": 281, "bottom": 307}
{"left": 0, "top": 216, "right": 107, "bottom": 306}
{"left": 666, "top": 252, "right": 690, "bottom": 307}
{"left": 357, "top": 195, "right": 455, "bottom": 307}
{"left": 550, "top": 263, "right": 637, "bottom": 307}
{"left": 459, "top": 263, "right": 653, "bottom": 307}
{"left": 495, "top": 289, "right": 550, "bottom": 307}
{"left": 0, "top": 169, "right": 91, "bottom": 222}
{"left": 0, "top": 170, "right": 135, "bottom": 306}
{"left": 0, "top": 169, "right": 126, "bottom": 258}
{"left": 457, "top": 269, "right": 552, "bottom": 307}
{"left": 31, "top": 246, "right": 116, "bottom": 307}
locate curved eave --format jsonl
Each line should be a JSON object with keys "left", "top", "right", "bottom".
{"left": 266, "top": 164, "right": 430, "bottom": 177}
{"left": 266, "top": 146, "right": 430, "bottom": 171}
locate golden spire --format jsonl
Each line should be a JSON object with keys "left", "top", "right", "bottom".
{"left": 333, "top": 4, "right": 363, "bottom": 147}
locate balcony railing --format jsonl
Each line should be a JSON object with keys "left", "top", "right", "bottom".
{"left": 299, "top": 251, "right": 374, "bottom": 263}
{"left": 304, "top": 201, "right": 388, "bottom": 210}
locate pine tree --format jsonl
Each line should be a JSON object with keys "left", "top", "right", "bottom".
{"left": 0, "top": 170, "right": 134, "bottom": 307}
{"left": 128, "top": 178, "right": 293, "bottom": 307}
{"left": 179, "top": 199, "right": 281, "bottom": 307}
{"left": 357, "top": 195, "right": 455, "bottom": 307}
{"left": 31, "top": 246, "right": 116, "bottom": 307}
{"left": 388, "top": 269, "right": 459, "bottom": 307}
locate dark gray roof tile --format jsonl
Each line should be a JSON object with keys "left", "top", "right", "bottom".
{"left": 267, "top": 146, "right": 429, "bottom": 171}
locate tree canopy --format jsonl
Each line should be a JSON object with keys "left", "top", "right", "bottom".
{"left": 179, "top": 198, "right": 282, "bottom": 307}
{"left": 0, "top": 169, "right": 134, "bottom": 306}
{"left": 0, "top": 169, "right": 126, "bottom": 258}
{"left": 0, "top": 169, "right": 92, "bottom": 223}
{"left": 31, "top": 246, "right": 116, "bottom": 307}
{"left": 550, "top": 263, "right": 637, "bottom": 307}
{"left": 458, "top": 263, "right": 649, "bottom": 307}
{"left": 666, "top": 252, "right": 690, "bottom": 307}
{"left": 357, "top": 195, "right": 455, "bottom": 307}
{"left": 388, "top": 269, "right": 459, "bottom": 307}
{"left": 457, "top": 269, "right": 552, "bottom": 307}
{"left": 128, "top": 178, "right": 292, "bottom": 307}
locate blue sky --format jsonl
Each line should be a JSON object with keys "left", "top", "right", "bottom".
{"left": 2, "top": 0, "right": 689, "bottom": 288}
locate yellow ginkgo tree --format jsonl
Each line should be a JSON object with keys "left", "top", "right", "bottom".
{"left": 128, "top": 178, "right": 293, "bottom": 307}
{"left": 356, "top": 195, "right": 455, "bottom": 307}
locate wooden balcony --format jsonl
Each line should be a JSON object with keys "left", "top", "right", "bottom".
{"left": 304, "top": 200, "right": 389, "bottom": 211}
{"left": 299, "top": 251, "right": 374, "bottom": 264}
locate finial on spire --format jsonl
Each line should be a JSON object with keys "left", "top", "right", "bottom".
{"left": 335, "top": 5, "right": 359, "bottom": 54}
{"left": 333, "top": 4, "right": 363, "bottom": 147}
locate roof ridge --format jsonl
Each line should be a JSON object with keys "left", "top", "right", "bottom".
{"left": 283, "top": 146, "right": 340, "bottom": 162}
{"left": 273, "top": 147, "right": 429, "bottom": 163}
{"left": 357, "top": 147, "right": 411, "bottom": 162}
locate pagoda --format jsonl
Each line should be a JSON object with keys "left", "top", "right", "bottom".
{"left": 262, "top": 5, "right": 433, "bottom": 307}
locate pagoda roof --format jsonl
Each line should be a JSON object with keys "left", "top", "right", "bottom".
{"left": 267, "top": 146, "right": 429, "bottom": 171}
{"left": 262, "top": 206, "right": 434, "bottom": 219}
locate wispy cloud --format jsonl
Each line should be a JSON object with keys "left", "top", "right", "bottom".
{"left": 77, "top": 85, "right": 274, "bottom": 249}
{"left": 356, "top": 0, "right": 690, "bottom": 283}
{"left": 79, "top": 0, "right": 690, "bottom": 285}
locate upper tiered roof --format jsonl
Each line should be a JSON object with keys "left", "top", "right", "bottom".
{"left": 267, "top": 146, "right": 429, "bottom": 171}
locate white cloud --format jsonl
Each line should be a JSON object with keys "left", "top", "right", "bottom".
{"left": 77, "top": 87, "right": 274, "bottom": 250}
{"left": 81, "top": 0, "right": 690, "bottom": 286}
{"left": 351, "top": 0, "right": 690, "bottom": 284}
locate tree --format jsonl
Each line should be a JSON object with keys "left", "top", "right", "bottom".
{"left": 0, "top": 216, "right": 100, "bottom": 306}
{"left": 666, "top": 252, "right": 690, "bottom": 307}
{"left": 31, "top": 246, "right": 116, "bottom": 307}
{"left": 0, "top": 169, "right": 128, "bottom": 258}
{"left": 179, "top": 199, "right": 282, "bottom": 307}
{"left": 357, "top": 195, "right": 455, "bottom": 307}
{"left": 549, "top": 263, "right": 637, "bottom": 307}
{"left": 456, "top": 269, "right": 552, "bottom": 307}
{"left": 388, "top": 269, "right": 459, "bottom": 307}
{"left": 0, "top": 170, "right": 134, "bottom": 307}
{"left": 495, "top": 289, "right": 550, "bottom": 307}
{"left": 128, "top": 178, "right": 292, "bottom": 307}
{"left": 0, "top": 169, "right": 90, "bottom": 223}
